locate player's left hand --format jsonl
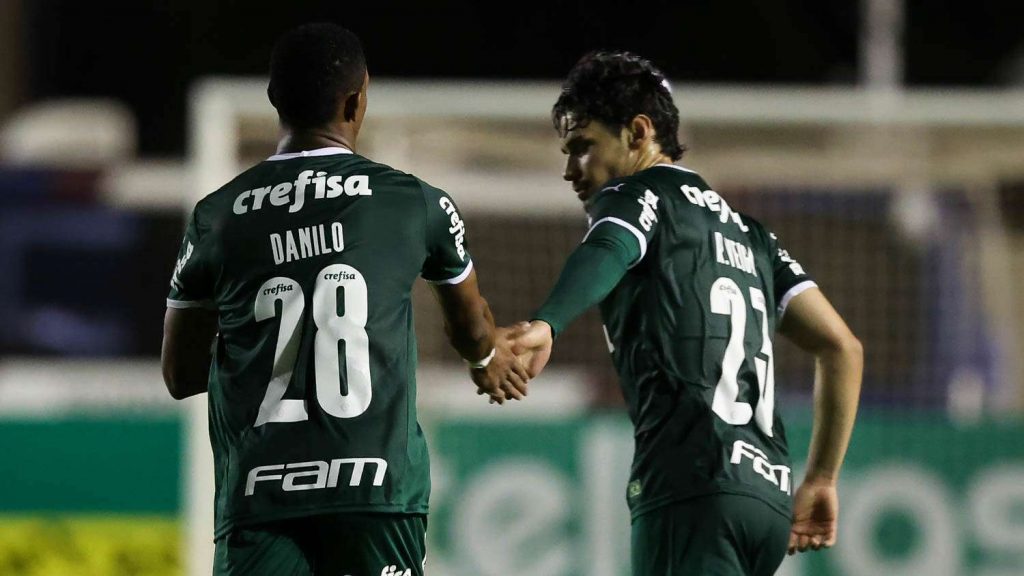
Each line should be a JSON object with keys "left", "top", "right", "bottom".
{"left": 509, "top": 320, "right": 554, "bottom": 378}
{"left": 788, "top": 477, "right": 838, "bottom": 555}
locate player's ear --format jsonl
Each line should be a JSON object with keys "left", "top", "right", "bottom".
{"left": 341, "top": 91, "right": 359, "bottom": 122}
{"left": 343, "top": 72, "right": 370, "bottom": 123}
{"left": 628, "top": 114, "right": 655, "bottom": 149}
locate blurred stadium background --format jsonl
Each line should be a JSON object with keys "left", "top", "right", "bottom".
{"left": 1, "top": 1, "right": 1023, "bottom": 575}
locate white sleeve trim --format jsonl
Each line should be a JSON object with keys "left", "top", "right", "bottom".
{"left": 777, "top": 280, "right": 817, "bottom": 319}
{"left": 167, "top": 298, "right": 216, "bottom": 310}
{"left": 426, "top": 260, "right": 474, "bottom": 285}
{"left": 583, "top": 217, "right": 647, "bottom": 268}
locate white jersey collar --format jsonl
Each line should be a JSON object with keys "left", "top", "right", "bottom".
{"left": 266, "top": 146, "right": 353, "bottom": 161}
{"left": 655, "top": 163, "right": 697, "bottom": 174}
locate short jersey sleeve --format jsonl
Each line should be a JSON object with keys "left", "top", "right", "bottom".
{"left": 167, "top": 210, "right": 216, "bottom": 309}
{"left": 767, "top": 229, "right": 816, "bottom": 318}
{"left": 420, "top": 182, "right": 474, "bottom": 284}
{"left": 584, "top": 178, "right": 661, "bottom": 268}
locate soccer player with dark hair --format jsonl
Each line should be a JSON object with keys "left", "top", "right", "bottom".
{"left": 513, "top": 50, "right": 864, "bottom": 575}
{"left": 161, "top": 22, "right": 529, "bottom": 576}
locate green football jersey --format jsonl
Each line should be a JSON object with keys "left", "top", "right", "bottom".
{"left": 583, "top": 164, "right": 816, "bottom": 520}
{"left": 167, "top": 147, "right": 472, "bottom": 537}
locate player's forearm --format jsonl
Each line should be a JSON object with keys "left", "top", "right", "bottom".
{"left": 445, "top": 296, "right": 496, "bottom": 362}
{"left": 804, "top": 336, "right": 863, "bottom": 482}
{"left": 163, "top": 370, "right": 210, "bottom": 400}
{"left": 161, "top": 308, "right": 217, "bottom": 400}
{"left": 534, "top": 234, "right": 634, "bottom": 337}
{"left": 161, "top": 344, "right": 212, "bottom": 400}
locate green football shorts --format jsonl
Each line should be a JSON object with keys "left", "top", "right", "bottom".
{"left": 631, "top": 493, "right": 789, "bottom": 576}
{"left": 213, "top": 512, "right": 427, "bottom": 576}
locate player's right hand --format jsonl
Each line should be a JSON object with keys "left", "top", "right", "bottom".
{"left": 470, "top": 328, "right": 530, "bottom": 405}
{"left": 788, "top": 477, "right": 838, "bottom": 555}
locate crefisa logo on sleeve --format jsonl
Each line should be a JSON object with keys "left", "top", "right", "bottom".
{"left": 438, "top": 197, "right": 466, "bottom": 261}
{"left": 170, "top": 241, "right": 194, "bottom": 288}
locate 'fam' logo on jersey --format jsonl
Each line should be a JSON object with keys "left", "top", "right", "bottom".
{"left": 245, "top": 457, "right": 387, "bottom": 496}
{"left": 380, "top": 566, "right": 411, "bottom": 576}
{"left": 730, "top": 440, "right": 791, "bottom": 494}
{"left": 637, "top": 190, "right": 660, "bottom": 232}
{"left": 170, "top": 241, "right": 194, "bottom": 289}
{"left": 438, "top": 197, "right": 467, "bottom": 261}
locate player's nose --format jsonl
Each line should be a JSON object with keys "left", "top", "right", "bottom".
{"left": 563, "top": 157, "right": 580, "bottom": 182}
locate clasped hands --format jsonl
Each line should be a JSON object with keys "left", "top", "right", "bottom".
{"left": 469, "top": 320, "right": 554, "bottom": 405}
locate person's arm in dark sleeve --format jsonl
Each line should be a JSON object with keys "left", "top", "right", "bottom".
{"left": 162, "top": 209, "right": 218, "bottom": 400}
{"left": 533, "top": 220, "right": 641, "bottom": 338}
{"left": 515, "top": 179, "right": 660, "bottom": 376}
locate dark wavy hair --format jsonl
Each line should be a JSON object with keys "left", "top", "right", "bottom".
{"left": 552, "top": 50, "right": 685, "bottom": 161}
{"left": 268, "top": 23, "right": 367, "bottom": 129}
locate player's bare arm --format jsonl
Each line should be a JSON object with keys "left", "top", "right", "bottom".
{"left": 431, "top": 269, "right": 529, "bottom": 404}
{"left": 161, "top": 307, "right": 218, "bottom": 400}
{"left": 778, "top": 287, "right": 863, "bottom": 555}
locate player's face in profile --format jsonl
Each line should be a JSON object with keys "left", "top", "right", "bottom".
{"left": 559, "top": 119, "right": 631, "bottom": 202}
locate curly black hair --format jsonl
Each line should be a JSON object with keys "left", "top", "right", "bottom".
{"left": 267, "top": 23, "right": 367, "bottom": 129}
{"left": 552, "top": 50, "right": 685, "bottom": 161}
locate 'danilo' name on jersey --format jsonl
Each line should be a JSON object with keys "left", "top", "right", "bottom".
{"left": 583, "top": 163, "right": 816, "bottom": 520}
{"left": 166, "top": 148, "right": 472, "bottom": 536}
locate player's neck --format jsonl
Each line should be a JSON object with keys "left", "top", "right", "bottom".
{"left": 276, "top": 129, "right": 357, "bottom": 155}
{"left": 628, "top": 148, "right": 672, "bottom": 175}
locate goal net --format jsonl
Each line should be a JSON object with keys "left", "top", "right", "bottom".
{"left": 186, "top": 79, "right": 1024, "bottom": 576}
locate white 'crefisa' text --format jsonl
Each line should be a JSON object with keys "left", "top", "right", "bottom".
{"left": 234, "top": 170, "right": 372, "bottom": 215}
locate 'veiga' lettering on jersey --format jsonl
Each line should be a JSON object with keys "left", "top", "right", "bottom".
{"left": 730, "top": 440, "right": 791, "bottom": 494}
{"left": 637, "top": 190, "right": 660, "bottom": 232}
{"left": 438, "top": 197, "right": 467, "bottom": 261}
{"left": 233, "top": 171, "right": 373, "bottom": 215}
{"left": 714, "top": 231, "right": 758, "bottom": 277}
{"left": 680, "top": 184, "right": 749, "bottom": 232}
{"left": 245, "top": 457, "right": 387, "bottom": 496}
